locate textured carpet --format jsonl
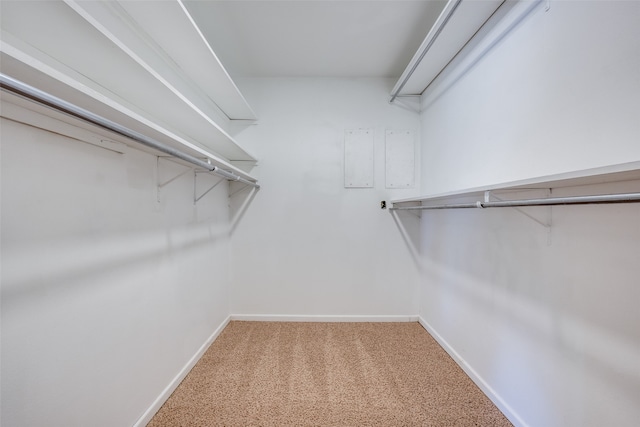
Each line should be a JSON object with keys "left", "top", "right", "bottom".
{"left": 148, "top": 322, "right": 512, "bottom": 426}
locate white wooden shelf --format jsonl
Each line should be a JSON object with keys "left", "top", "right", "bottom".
{"left": 0, "top": 0, "right": 257, "bottom": 163}
{"left": 66, "top": 0, "right": 257, "bottom": 122}
{"left": 0, "top": 65, "right": 257, "bottom": 184}
{"left": 391, "top": 0, "right": 504, "bottom": 99}
{"left": 392, "top": 162, "right": 640, "bottom": 206}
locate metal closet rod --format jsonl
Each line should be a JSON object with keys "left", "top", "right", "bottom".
{"left": 0, "top": 73, "right": 259, "bottom": 189}
{"left": 390, "top": 193, "right": 640, "bottom": 211}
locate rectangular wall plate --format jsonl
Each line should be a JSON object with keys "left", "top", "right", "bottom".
{"left": 344, "top": 129, "right": 374, "bottom": 188}
{"left": 386, "top": 130, "right": 415, "bottom": 189}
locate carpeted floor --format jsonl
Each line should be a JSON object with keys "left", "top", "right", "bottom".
{"left": 148, "top": 321, "right": 512, "bottom": 426}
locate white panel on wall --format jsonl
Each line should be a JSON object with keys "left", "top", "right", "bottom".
{"left": 385, "top": 130, "right": 415, "bottom": 188}
{"left": 344, "top": 129, "right": 374, "bottom": 188}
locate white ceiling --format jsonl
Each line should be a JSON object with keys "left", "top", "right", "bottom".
{"left": 184, "top": 0, "right": 447, "bottom": 78}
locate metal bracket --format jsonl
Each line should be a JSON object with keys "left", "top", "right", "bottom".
{"left": 484, "top": 189, "right": 553, "bottom": 245}
{"left": 229, "top": 182, "right": 252, "bottom": 198}
{"left": 407, "top": 208, "right": 422, "bottom": 219}
{"left": 392, "top": 201, "right": 422, "bottom": 218}
{"left": 194, "top": 171, "right": 226, "bottom": 204}
{"left": 156, "top": 156, "right": 192, "bottom": 203}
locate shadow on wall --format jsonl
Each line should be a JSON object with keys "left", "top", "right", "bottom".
{"left": 229, "top": 183, "right": 260, "bottom": 235}
{"left": 1, "top": 222, "right": 230, "bottom": 303}
{"left": 390, "top": 209, "right": 422, "bottom": 270}
{"left": 391, "top": 197, "right": 640, "bottom": 420}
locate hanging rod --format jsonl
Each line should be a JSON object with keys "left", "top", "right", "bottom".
{"left": 390, "top": 193, "right": 640, "bottom": 211}
{"left": 389, "top": 0, "right": 463, "bottom": 104}
{"left": 0, "top": 73, "right": 259, "bottom": 189}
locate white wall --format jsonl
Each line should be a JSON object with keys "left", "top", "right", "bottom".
{"left": 1, "top": 112, "right": 232, "bottom": 426}
{"left": 229, "top": 78, "right": 421, "bottom": 317}
{"left": 418, "top": 182, "right": 640, "bottom": 427}
{"left": 420, "top": 0, "right": 640, "bottom": 195}
{"left": 416, "top": 2, "right": 640, "bottom": 427}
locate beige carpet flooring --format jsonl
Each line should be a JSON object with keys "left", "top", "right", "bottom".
{"left": 148, "top": 321, "right": 512, "bottom": 426}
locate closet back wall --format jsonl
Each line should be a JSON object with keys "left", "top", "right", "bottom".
{"left": 1, "top": 114, "right": 232, "bottom": 426}
{"left": 230, "top": 78, "right": 421, "bottom": 318}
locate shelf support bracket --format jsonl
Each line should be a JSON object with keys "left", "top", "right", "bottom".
{"left": 392, "top": 201, "right": 422, "bottom": 218}
{"left": 156, "top": 156, "right": 192, "bottom": 203}
{"left": 485, "top": 189, "right": 553, "bottom": 244}
{"left": 484, "top": 190, "right": 552, "bottom": 227}
{"left": 194, "top": 171, "right": 226, "bottom": 204}
{"left": 229, "top": 182, "right": 252, "bottom": 198}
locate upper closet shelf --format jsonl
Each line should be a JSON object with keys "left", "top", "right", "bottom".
{"left": 391, "top": 0, "right": 505, "bottom": 101}
{"left": 0, "top": 0, "right": 257, "bottom": 163}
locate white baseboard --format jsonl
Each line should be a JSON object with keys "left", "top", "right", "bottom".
{"left": 417, "top": 316, "right": 528, "bottom": 427}
{"left": 139, "top": 314, "right": 521, "bottom": 427}
{"left": 231, "top": 314, "right": 419, "bottom": 322}
{"left": 133, "top": 315, "right": 231, "bottom": 427}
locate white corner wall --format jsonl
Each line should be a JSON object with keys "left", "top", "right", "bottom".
{"left": 229, "top": 78, "right": 422, "bottom": 318}
{"left": 1, "top": 115, "right": 232, "bottom": 426}
{"left": 417, "top": 2, "right": 640, "bottom": 427}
